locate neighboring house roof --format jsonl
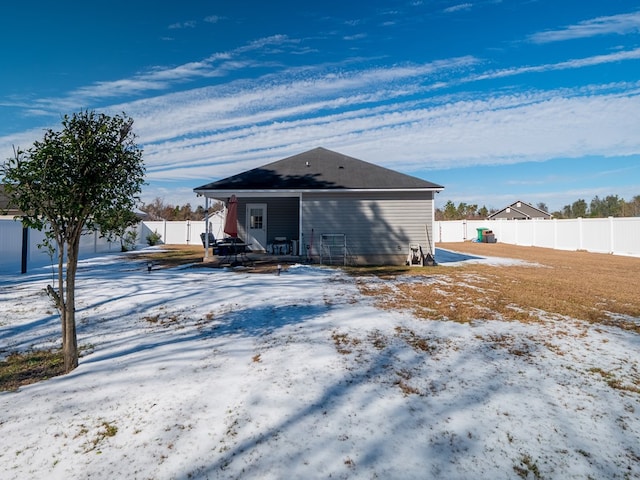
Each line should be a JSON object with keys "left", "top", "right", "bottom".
{"left": 488, "top": 200, "right": 552, "bottom": 220}
{"left": 194, "top": 147, "right": 444, "bottom": 192}
{"left": 0, "top": 185, "right": 23, "bottom": 216}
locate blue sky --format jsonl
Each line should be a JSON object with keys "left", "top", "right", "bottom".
{"left": 1, "top": 0, "right": 639, "bottom": 213}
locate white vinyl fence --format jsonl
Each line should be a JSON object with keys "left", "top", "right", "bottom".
{"left": 435, "top": 217, "right": 640, "bottom": 257}
{"left": 142, "top": 221, "right": 202, "bottom": 246}
{"left": 140, "top": 213, "right": 224, "bottom": 247}
{"left": 0, "top": 214, "right": 224, "bottom": 274}
{"left": 0, "top": 220, "right": 123, "bottom": 274}
{"left": 2, "top": 215, "right": 638, "bottom": 274}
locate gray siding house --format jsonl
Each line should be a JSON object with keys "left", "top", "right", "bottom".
{"left": 194, "top": 147, "right": 444, "bottom": 265}
{"left": 0, "top": 185, "right": 23, "bottom": 218}
{"left": 488, "top": 200, "right": 552, "bottom": 220}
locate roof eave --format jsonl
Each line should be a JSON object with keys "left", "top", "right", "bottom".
{"left": 194, "top": 186, "right": 444, "bottom": 197}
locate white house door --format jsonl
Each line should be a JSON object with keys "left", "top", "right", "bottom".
{"left": 246, "top": 203, "right": 267, "bottom": 252}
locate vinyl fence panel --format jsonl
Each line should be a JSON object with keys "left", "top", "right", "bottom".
{"left": 435, "top": 217, "right": 640, "bottom": 257}
{"left": 3, "top": 215, "right": 639, "bottom": 274}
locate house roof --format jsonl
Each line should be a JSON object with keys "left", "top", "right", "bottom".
{"left": 194, "top": 147, "right": 444, "bottom": 192}
{"left": 488, "top": 200, "right": 551, "bottom": 220}
{"left": 0, "top": 185, "right": 22, "bottom": 216}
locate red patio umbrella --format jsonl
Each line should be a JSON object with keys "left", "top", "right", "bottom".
{"left": 223, "top": 195, "right": 239, "bottom": 238}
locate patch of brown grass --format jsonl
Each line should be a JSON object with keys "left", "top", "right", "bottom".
{"left": 128, "top": 244, "right": 205, "bottom": 269}
{"left": 588, "top": 367, "right": 640, "bottom": 394}
{"left": 0, "top": 349, "right": 65, "bottom": 391}
{"left": 394, "top": 326, "right": 437, "bottom": 353}
{"left": 129, "top": 245, "right": 300, "bottom": 274}
{"left": 356, "top": 243, "right": 640, "bottom": 329}
{"left": 331, "top": 330, "right": 361, "bottom": 355}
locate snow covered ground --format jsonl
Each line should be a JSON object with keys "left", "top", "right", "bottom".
{"left": 1, "top": 249, "right": 639, "bottom": 479}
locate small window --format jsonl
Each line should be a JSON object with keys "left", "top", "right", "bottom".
{"left": 250, "top": 209, "right": 263, "bottom": 229}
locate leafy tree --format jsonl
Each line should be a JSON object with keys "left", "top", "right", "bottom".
{"left": 589, "top": 196, "right": 603, "bottom": 217}
{"left": 571, "top": 199, "right": 588, "bottom": 218}
{"left": 1, "top": 111, "right": 145, "bottom": 372}
{"left": 627, "top": 195, "right": 640, "bottom": 217}
{"left": 590, "top": 194, "right": 623, "bottom": 217}
{"left": 603, "top": 195, "right": 623, "bottom": 217}
{"left": 456, "top": 202, "right": 478, "bottom": 219}
{"left": 101, "top": 208, "right": 142, "bottom": 251}
{"left": 443, "top": 200, "right": 457, "bottom": 220}
{"left": 139, "top": 197, "right": 218, "bottom": 220}
{"left": 437, "top": 194, "right": 639, "bottom": 221}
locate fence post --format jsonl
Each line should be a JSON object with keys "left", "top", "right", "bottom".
{"left": 609, "top": 216, "right": 614, "bottom": 254}
{"left": 577, "top": 217, "right": 583, "bottom": 250}
{"left": 163, "top": 220, "right": 167, "bottom": 244}
{"left": 21, "top": 225, "right": 28, "bottom": 274}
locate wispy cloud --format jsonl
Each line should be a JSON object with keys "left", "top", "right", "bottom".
{"left": 529, "top": 10, "right": 640, "bottom": 43}
{"left": 5, "top": 46, "right": 640, "bottom": 184}
{"left": 469, "top": 48, "right": 640, "bottom": 82}
{"left": 4, "top": 27, "right": 640, "bottom": 203}
{"left": 118, "top": 54, "right": 639, "bottom": 184}
{"left": 169, "top": 15, "right": 224, "bottom": 29}
{"left": 138, "top": 84, "right": 640, "bottom": 184}
{"left": 168, "top": 20, "right": 197, "bottom": 30}
{"left": 444, "top": 3, "right": 473, "bottom": 14}
{"left": 24, "top": 36, "right": 294, "bottom": 112}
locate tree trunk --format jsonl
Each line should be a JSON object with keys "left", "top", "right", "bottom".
{"left": 62, "top": 235, "right": 81, "bottom": 372}
{"left": 57, "top": 242, "right": 67, "bottom": 353}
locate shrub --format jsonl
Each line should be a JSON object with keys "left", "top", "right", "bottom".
{"left": 146, "top": 230, "right": 162, "bottom": 246}
{"left": 121, "top": 229, "right": 138, "bottom": 252}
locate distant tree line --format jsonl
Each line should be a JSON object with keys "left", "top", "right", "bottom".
{"left": 141, "top": 193, "right": 640, "bottom": 221}
{"left": 554, "top": 195, "right": 640, "bottom": 219}
{"left": 140, "top": 197, "right": 222, "bottom": 221}
{"left": 436, "top": 194, "right": 640, "bottom": 220}
{"left": 436, "top": 201, "right": 492, "bottom": 221}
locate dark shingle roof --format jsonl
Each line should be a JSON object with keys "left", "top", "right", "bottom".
{"left": 487, "top": 200, "right": 551, "bottom": 220}
{"left": 194, "top": 147, "right": 443, "bottom": 192}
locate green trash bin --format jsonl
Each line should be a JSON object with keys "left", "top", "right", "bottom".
{"left": 476, "top": 228, "right": 489, "bottom": 242}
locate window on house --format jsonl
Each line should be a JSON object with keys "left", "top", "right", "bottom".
{"left": 250, "top": 209, "right": 263, "bottom": 229}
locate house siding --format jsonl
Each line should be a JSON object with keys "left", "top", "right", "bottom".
{"left": 264, "top": 197, "right": 300, "bottom": 244}
{"left": 301, "top": 191, "right": 435, "bottom": 264}
{"left": 235, "top": 197, "right": 300, "bottom": 247}
{"left": 491, "top": 210, "right": 529, "bottom": 220}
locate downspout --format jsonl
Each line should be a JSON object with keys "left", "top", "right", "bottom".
{"left": 298, "top": 192, "right": 303, "bottom": 256}
{"left": 204, "top": 196, "right": 209, "bottom": 259}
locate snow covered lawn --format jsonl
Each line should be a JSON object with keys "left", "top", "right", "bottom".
{"left": 1, "top": 249, "right": 639, "bottom": 479}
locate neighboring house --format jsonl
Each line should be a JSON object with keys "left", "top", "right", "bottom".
{"left": 0, "top": 184, "right": 23, "bottom": 218}
{"left": 194, "top": 147, "right": 444, "bottom": 265}
{"left": 488, "top": 200, "right": 552, "bottom": 220}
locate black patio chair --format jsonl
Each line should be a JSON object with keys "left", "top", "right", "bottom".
{"left": 200, "top": 233, "right": 220, "bottom": 253}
